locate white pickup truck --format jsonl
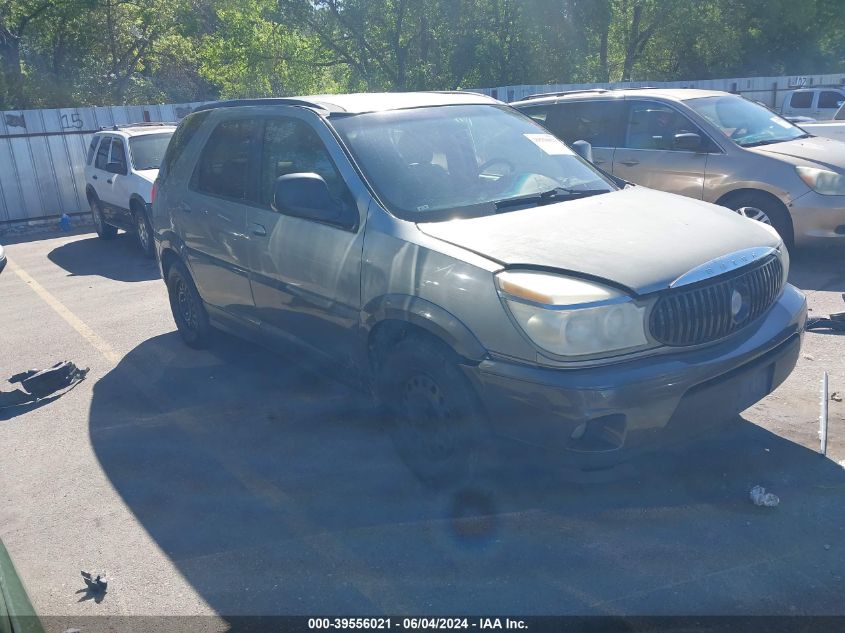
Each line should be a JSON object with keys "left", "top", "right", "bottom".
{"left": 798, "top": 103, "right": 845, "bottom": 142}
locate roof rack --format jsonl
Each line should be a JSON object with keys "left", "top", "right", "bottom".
{"left": 101, "top": 121, "right": 177, "bottom": 131}
{"left": 522, "top": 88, "right": 610, "bottom": 100}
{"left": 193, "top": 97, "right": 337, "bottom": 113}
{"left": 519, "top": 85, "right": 662, "bottom": 101}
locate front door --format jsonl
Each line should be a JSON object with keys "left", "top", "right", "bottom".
{"left": 612, "top": 100, "right": 711, "bottom": 200}
{"left": 245, "top": 109, "right": 365, "bottom": 368}
{"left": 538, "top": 98, "right": 626, "bottom": 172}
{"left": 179, "top": 115, "right": 255, "bottom": 321}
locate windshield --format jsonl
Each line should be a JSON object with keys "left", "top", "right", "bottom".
{"left": 331, "top": 104, "right": 615, "bottom": 221}
{"left": 128, "top": 132, "right": 174, "bottom": 170}
{"left": 685, "top": 95, "right": 808, "bottom": 147}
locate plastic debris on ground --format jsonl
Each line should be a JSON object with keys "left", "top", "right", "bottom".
{"left": 750, "top": 485, "right": 780, "bottom": 507}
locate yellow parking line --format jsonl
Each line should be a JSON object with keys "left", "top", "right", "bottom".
{"left": 7, "top": 258, "right": 121, "bottom": 364}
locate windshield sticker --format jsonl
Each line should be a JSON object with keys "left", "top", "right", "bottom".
{"left": 770, "top": 116, "right": 793, "bottom": 129}
{"left": 524, "top": 133, "right": 574, "bottom": 155}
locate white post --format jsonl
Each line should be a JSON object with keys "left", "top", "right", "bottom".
{"left": 820, "top": 371, "right": 829, "bottom": 456}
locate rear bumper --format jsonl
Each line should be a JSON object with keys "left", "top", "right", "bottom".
{"left": 789, "top": 189, "right": 845, "bottom": 245}
{"left": 466, "top": 284, "right": 807, "bottom": 466}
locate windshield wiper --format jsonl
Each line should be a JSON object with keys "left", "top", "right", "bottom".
{"left": 741, "top": 139, "right": 787, "bottom": 148}
{"left": 494, "top": 187, "right": 607, "bottom": 210}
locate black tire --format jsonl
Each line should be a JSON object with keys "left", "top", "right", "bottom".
{"left": 90, "top": 196, "right": 117, "bottom": 240}
{"left": 166, "top": 260, "right": 212, "bottom": 349}
{"left": 376, "top": 335, "right": 489, "bottom": 488}
{"left": 721, "top": 191, "right": 794, "bottom": 249}
{"left": 132, "top": 203, "right": 155, "bottom": 259}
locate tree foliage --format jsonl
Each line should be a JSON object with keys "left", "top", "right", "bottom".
{"left": 1, "top": 0, "right": 844, "bottom": 109}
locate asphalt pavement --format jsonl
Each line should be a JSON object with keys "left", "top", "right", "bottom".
{"left": 1, "top": 230, "right": 844, "bottom": 630}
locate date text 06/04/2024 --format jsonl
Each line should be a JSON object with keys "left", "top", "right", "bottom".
{"left": 307, "top": 618, "right": 528, "bottom": 630}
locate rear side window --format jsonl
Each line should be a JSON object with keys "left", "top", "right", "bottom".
{"left": 543, "top": 100, "right": 626, "bottom": 147}
{"left": 790, "top": 92, "right": 813, "bottom": 109}
{"left": 110, "top": 139, "right": 127, "bottom": 172}
{"left": 192, "top": 118, "right": 257, "bottom": 200}
{"left": 159, "top": 110, "right": 209, "bottom": 180}
{"left": 818, "top": 90, "right": 845, "bottom": 109}
{"left": 86, "top": 136, "right": 100, "bottom": 165}
{"left": 95, "top": 136, "right": 111, "bottom": 169}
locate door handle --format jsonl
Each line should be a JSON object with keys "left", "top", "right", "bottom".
{"left": 620, "top": 159, "right": 640, "bottom": 167}
{"left": 593, "top": 159, "right": 605, "bottom": 165}
{"left": 92, "top": 175, "right": 98, "bottom": 180}
{"left": 106, "top": 178, "right": 113, "bottom": 184}
{"left": 250, "top": 223, "right": 267, "bottom": 237}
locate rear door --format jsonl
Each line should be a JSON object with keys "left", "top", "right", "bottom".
{"left": 179, "top": 114, "right": 256, "bottom": 321}
{"left": 92, "top": 135, "right": 117, "bottom": 216}
{"left": 612, "top": 99, "right": 713, "bottom": 199}
{"left": 246, "top": 108, "right": 365, "bottom": 368}
{"left": 525, "top": 99, "right": 625, "bottom": 171}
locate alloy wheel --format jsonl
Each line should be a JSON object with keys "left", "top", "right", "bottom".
{"left": 735, "top": 206, "right": 773, "bottom": 225}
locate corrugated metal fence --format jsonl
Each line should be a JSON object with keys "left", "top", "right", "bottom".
{"left": 0, "top": 101, "right": 203, "bottom": 228}
{"left": 3, "top": 72, "right": 845, "bottom": 228}
{"left": 471, "top": 72, "right": 845, "bottom": 106}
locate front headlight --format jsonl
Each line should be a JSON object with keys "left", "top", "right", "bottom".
{"left": 796, "top": 165, "right": 845, "bottom": 195}
{"left": 495, "top": 270, "right": 649, "bottom": 358}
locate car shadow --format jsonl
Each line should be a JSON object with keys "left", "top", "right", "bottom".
{"left": 88, "top": 332, "right": 845, "bottom": 617}
{"left": 48, "top": 234, "right": 158, "bottom": 282}
{"left": 789, "top": 246, "right": 845, "bottom": 293}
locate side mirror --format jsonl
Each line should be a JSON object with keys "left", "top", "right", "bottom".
{"left": 272, "top": 173, "right": 346, "bottom": 225}
{"left": 105, "top": 161, "right": 125, "bottom": 175}
{"left": 674, "top": 132, "right": 702, "bottom": 152}
{"left": 571, "top": 140, "right": 593, "bottom": 163}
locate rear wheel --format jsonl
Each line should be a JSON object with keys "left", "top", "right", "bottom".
{"left": 133, "top": 203, "right": 155, "bottom": 259}
{"left": 722, "top": 191, "right": 794, "bottom": 249}
{"left": 376, "top": 335, "right": 489, "bottom": 488}
{"left": 166, "top": 260, "right": 212, "bottom": 348}
{"left": 90, "top": 197, "right": 117, "bottom": 240}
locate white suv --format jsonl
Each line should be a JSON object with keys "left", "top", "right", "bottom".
{"left": 84, "top": 123, "right": 176, "bottom": 257}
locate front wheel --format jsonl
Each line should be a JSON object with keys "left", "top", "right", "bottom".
{"left": 166, "top": 261, "right": 212, "bottom": 348}
{"left": 723, "top": 192, "right": 794, "bottom": 249}
{"left": 376, "top": 336, "right": 489, "bottom": 488}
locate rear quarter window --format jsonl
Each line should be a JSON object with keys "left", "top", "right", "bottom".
{"left": 86, "top": 136, "right": 100, "bottom": 165}
{"left": 158, "top": 111, "right": 210, "bottom": 181}
{"left": 789, "top": 92, "right": 813, "bottom": 109}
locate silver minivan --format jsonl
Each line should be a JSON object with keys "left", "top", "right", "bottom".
{"left": 514, "top": 88, "right": 845, "bottom": 248}
{"left": 153, "top": 92, "right": 805, "bottom": 480}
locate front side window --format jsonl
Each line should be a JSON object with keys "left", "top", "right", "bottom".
{"left": 622, "top": 101, "right": 707, "bottom": 151}
{"left": 818, "top": 90, "right": 845, "bottom": 109}
{"left": 192, "top": 118, "right": 256, "bottom": 200}
{"left": 331, "top": 104, "right": 614, "bottom": 221}
{"left": 95, "top": 136, "right": 111, "bottom": 170}
{"left": 685, "top": 95, "right": 808, "bottom": 148}
{"left": 129, "top": 133, "right": 174, "bottom": 171}
{"left": 790, "top": 91, "right": 813, "bottom": 109}
{"left": 259, "top": 117, "right": 352, "bottom": 212}
{"left": 543, "top": 100, "right": 626, "bottom": 148}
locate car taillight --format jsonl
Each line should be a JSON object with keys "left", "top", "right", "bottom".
{"left": 151, "top": 181, "right": 157, "bottom": 204}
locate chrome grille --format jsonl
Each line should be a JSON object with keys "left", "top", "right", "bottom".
{"left": 650, "top": 256, "right": 783, "bottom": 346}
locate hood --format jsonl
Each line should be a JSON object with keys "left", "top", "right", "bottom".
{"left": 135, "top": 169, "right": 158, "bottom": 184}
{"left": 749, "top": 135, "right": 845, "bottom": 171}
{"left": 417, "top": 187, "right": 780, "bottom": 295}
